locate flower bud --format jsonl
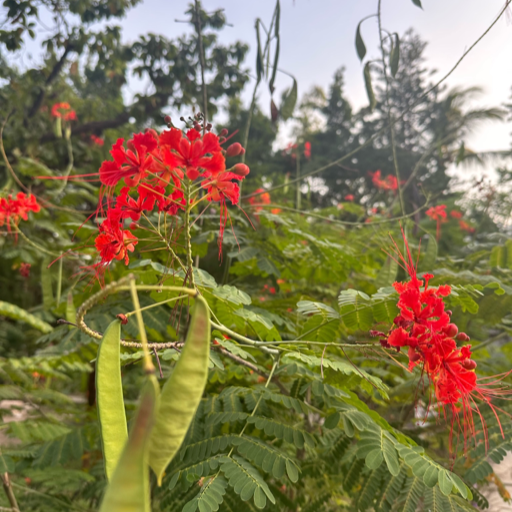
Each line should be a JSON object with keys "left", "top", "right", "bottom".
{"left": 220, "top": 128, "right": 228, "bottom": 137}
{"left": 129, "top": 222, "right": 138, "bottom": 230}
{"left": 187, "top": 168, "right": 200, "bottom": 181}
{"left": 444, "top": 323, "right": 458, "bottom": 338}
{"left": 226, "top": 142, "right": 243, "bottom": 157}
{"left": 446, "top": 310, "right": 453, "bottom": 317}
{"left": 456, "top": 332, "right": 470, "bottom": 342}
{"left": 409, "top": 350, "right": 422, "bottom": 363}
{"left": 116, "top": 313, "right": 129, "bottom": 325}
{"left": 233, "top": 163, "right": 250, "bottom": 177}
{"left": 164, "top": 115, "right": 171, "bottom": 124}
{"left": 461, "top": 359, "right": 477, "bottom": 370}
{"left": 206, "top": 123, "right": 212, "bottom": 131}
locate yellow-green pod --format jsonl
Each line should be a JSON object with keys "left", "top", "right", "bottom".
{"left": 148, "top": 295, "right": 211, "bottom": 485}
{"left": 66, "top": 292, "right": 76, "bottom": 326}
{"left": 0, "top": 301, "right": 53, "bottom": 333}
{"left": 96, "top": 320, "right": 128, "bottom": 481}
{"left": 99, "top": 374, "right": 159, "bottom": 512}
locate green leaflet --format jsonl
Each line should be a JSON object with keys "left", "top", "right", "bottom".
{"left": 99, "top": 374, "right": 159, "bottom": 512}
{"left": 148, "top": 295, "right": 211, "bottom": 485}
{"left": 0, "top": 301, "right": 53, "bottom": 333}
{"left": 96, "top": 320, "right": 128, "bottom": 481}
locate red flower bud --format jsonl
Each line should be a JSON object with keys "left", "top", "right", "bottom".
{"left": 226, "top": 142, "right": 243, "bottom": 157}
{"left": 129, "top": 222, "right": 138, "bottom": 230}
{"left": 240, "top": 147, "right": 246, "bottom": 155}
{"left": 456, "top": 332, "right": 470, "bottom": 342}
{"left": 116, "top": 313, "right": 129, "bottom": 325}
{"left": 446, "top": 310, "right": 453, "bottom": 317}
{"left": 461, "top": 359, "right": 477, "bottom": 370}
{"left": 164, "top": 115, "right": 171, "bottom": 124}
{"left": 409, "top": 351, "right": 422, "bottom": 363}
{"left": 233, "top": 163, "right": 250, "bottom": 177}
{"left": 220, "top": 128, "right": 228, "bottom": 137}
{"left": 444, "top": 323, "right": 458, "bottom": 338}
{"left": 187, "top": 168, "right": 200, "bottom": 180}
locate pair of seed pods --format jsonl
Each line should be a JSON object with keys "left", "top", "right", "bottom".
{"left": 96, "top": 296, "right": 210, "bottom": 511}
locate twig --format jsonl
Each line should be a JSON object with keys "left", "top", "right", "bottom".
{"left": 0, "top": 473, "right": 19, "bottom": 512}
{"left": 194, "top": 0, "right": 208, "bottom": 126}
{"left": 242, "top": 1, "right": 512, "bottom": 200}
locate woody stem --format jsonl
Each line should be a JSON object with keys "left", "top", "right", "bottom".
{"left": 185, "top": 179, "right": 196, "bottom": 289}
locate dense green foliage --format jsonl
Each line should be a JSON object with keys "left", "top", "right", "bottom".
{"left": 2, "top": 1, "right": 512, "bottom": 511}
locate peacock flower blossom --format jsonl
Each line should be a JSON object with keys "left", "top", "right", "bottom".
{"left": 374, "top": 228, "right": 512, "bottom": 454}
{"left": 345, "top": 194, "right": 355, "bottom": 202}
{"left": 94, "top": 211, "right": 137, "bottom": 267}
{"left": 426, "top": 205, "right": 447, "bottom": 240}
{"left": 450, "top": 210, "right": 463, "bottom": 219}
{"left": 90, "top": 135, "right": 104, "bottom": 146}
{"left": 369, "top": 170, "right": 399, "bottom": 192}
{"left": 248, "top": 188, "right": 271, "bottom": 213}
{"left": 159, "top": 128, "right": 224, "bottom": 180}
{"left": 51, "top": 102, "right": 77, "bottom": 121}
{"left": 0, "top": 193, "right": 40, "bottom": 234}
{"left": 100, "top": 132, "right": 158, "bottom": 188}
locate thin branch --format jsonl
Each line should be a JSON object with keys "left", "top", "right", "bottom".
{"left": 242, "top": 1, "right": 512, "bottom": 200}
{"left": 194, "top": 0, "right": 208, "bottom": 125}
{"left": 1, "top": 473, "right": 19, "bottom": 512}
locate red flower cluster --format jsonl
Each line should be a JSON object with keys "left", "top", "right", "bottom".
{"left": 426, "top": 205, "right": 447, "bottom": 240}
{"left": 19, "top": 262, "right": 31, "bottom": 278}
{"left": 90, "top": 135, "right": 104, "bottom": 146}
{"left": 51, "top": 102, "right": 77, "bottom": 121}
{"left": 0, "top": 193, "right": 40, "bottom": 234}
{"left": 56, "top": 127, "right": 249, "bottom": 278}
{"left": 248, "top": 188, "right": 271, "bottom": 213}
{"left": 372, "top": 230, "right": 512, "bottom": 453}
{"left": 304, "top": 141, "right": 311, "bottom": 159}
{"left": 369, "top": 170, "right": 399, "bottom": 191}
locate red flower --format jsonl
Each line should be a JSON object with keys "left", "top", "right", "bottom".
{"left": 100, "top": 132, "right": 158, "bottom": 187}
{"left": 426, "top": 205, "right": 447, "bottom": 240}
{"left": 0, "top": 193, "right": 40, "bottom": 233}
{"left": 369, "top": 170, "right": 399, "bottom": 191}
{"left": 345, "top": 194, "right": 354, "bottom": 202}
{"left": 19, "top": 263, "right": 31, "bottom": 278}
{"left": 375, "top": 228, "right": 512, "bottom": 454}
{"left": 248, "top": 188, "right": 271, "bottom": 213}
{"left": 159, "top": 128, "right": 224, "bottom": 180}
{"left": 51, "top": 102, "right": 76, "bottom": 121}
{"left": 113, "top": 184, "right": 162, "bottom": 222}
{"left": 450, "top": 210, "right": 463, "bottom": 219}
{"left": 459, "top": 220, "right": 475, "bottom": 234}
{"left": 90, "top": 135, "right": 104, "bottom": 146}
{"left": 304, "top": 141, "right": 311, "bottom": 159}
{"left": 94, "top": 211, "right": 138, "bottom": 266}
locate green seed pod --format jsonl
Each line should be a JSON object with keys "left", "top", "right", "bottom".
{"left": 96, "top": 320, "right": 128, "bottom": 481}
{"left": 99, "top": 374, "right": 159, "bottom": 512}
{"left": 148, "top": 295, "right": 211, "bottom": 485}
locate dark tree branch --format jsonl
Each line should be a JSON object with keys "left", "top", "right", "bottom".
{"left": 26, "top": 43, "right": 76, "bottom": 120}
{"left": 39, "top": 92, "right": 171, "bottom": 143}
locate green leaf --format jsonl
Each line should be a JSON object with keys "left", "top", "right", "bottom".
{"left": 355, "top": 21, "right": 367, "bottom": 61}
{"left": 423, "top": 465, "right": 439, "bottom": 488}
{"left": 437, "top": 469, "right": 453, "bottom": 496}
{"left": 268, "top": 0, "right": 280, "bottom": 94}
{"left": 0, "top": 301, "right": 53, "bottom": 333}
{"left": 366, "top": 448, "right": 383, "bottom": 469}
{"left": 421, "top": 234, "right": 437, "bottom": 271}
{"left": 0, "top": 452, "right": 15, "bottom": 473}
{"left": 375, "top": 256, "right": 398, "bottom": 289}
{"left": 363, "top": 62, "right": 376, "bottom": 111}
{"left": 412, "top": 0, "right": 423, "bottom": 8}
{"left": 280, "top": 77, "right": 298, "bottom": 121}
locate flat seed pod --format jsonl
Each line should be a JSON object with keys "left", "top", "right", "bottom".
{"left": 99, "top": 374, "right": 159, "bottom": 512}
{"left": 149, "top": 295, "right": 211, "bottom": 485}
{"left": 96, "top": 320, "right": 128, "bottom": 481}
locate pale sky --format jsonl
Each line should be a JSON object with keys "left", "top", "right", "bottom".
{"left": 8, "top": 0, "right": 512, "bottom": 153}
{"left": 116, "top": 0, "right": 512, "bottom": 153}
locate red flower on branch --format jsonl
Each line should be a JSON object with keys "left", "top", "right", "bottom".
{"left": 19, "top": 263, "right": 31, "bottom": 278}
{"left": 426, "top": 204, "right": 447, "bottom": 240}
{"left": 51, "top": 102, "right": 77, "bottom": 121}
{"left": 369, "top": 170, "right": 399, "bottom": 192}
{"left": 0, "top": 193, "right": 40, "bottom": 234}
{"left": 159, "top": 128, "right": 224, "bottom": 180}
{"left": 374, "top": 228, "right": 512, "bottom": 454}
